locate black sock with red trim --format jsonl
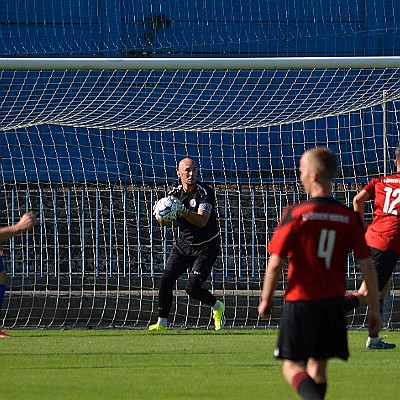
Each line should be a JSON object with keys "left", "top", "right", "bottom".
{"left": 344, "top": 293, "right": 360, "bottom": 313}
{"left": 292, "top": 372, "right": 323, "bottom": 400}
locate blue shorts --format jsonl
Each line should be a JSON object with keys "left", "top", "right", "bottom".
{"left": 0, "top": 256, "right": 4, "bottom": 272}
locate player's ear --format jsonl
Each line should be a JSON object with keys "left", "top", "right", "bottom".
{"left": 310, "top": 170, "right": 318, "bottom": 182}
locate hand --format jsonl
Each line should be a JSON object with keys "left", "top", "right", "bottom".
{"left": 172, "top": 197, "right": 188, "bottom": 217}
{"left": 16, "top": 212, "right": 37, "bottom": 233}
{"left": 155, "top": 215, "right": 172, "bottom": 227}
{"left": 258, "top": 298, "right": 273, "bottom": 318}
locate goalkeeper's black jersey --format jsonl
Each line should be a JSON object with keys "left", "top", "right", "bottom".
{"left": 169, "top": 181, "right": 220, "bottom": 245}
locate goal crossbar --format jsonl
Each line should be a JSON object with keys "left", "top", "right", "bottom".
{"left": 1, "top": 56, "right": 400, "bottom": 70}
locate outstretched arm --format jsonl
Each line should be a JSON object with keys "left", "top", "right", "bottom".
{"left": 0, "top": 212, "right": 37, "bottom": 244}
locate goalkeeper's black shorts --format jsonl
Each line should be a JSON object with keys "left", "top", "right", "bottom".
{"left": 165, "top": 236, "right": 221, "bottom": 281}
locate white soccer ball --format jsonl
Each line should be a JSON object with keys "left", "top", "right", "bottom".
{"left": 153, "top": 196, "right": 180, "bottom": 223}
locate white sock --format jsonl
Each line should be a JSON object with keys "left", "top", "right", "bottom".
{"left": 157, "top": 317, "right": 167, "bottom": 327}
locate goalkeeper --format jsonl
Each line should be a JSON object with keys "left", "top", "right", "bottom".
{"left": 149, "top": 157, "right": 225, "bottom": 331}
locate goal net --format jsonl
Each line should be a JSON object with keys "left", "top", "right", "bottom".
{"left": 1, "top": 57, "right": 400, "bottom": 330}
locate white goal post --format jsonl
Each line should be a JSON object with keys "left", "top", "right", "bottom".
{"left": 1, "top": 56, "right": 400, "bottom": 70}
{"left": 0, "top": 57, "right": 399, "bottom": 330}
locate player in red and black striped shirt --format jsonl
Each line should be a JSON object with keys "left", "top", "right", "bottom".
{"left": 345, "top": 146, "right": 400, "bottom": 349}
{"left": 259, "top": 148, "right": 381, "bottom": 400}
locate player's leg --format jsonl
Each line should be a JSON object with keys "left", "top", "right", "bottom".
{"left": 185, "top": 269, "right": 225, "bottom": 330}
{"left": 282, "top": 359, "right": 324, "bottom": 400}
{"left": 344, "top": 247, "right": 399, "bottom": 313}
{"left": 299, "top": 298, "right": 347, "bottom": 398}
{"left": 345, "top": 278, "right": 390, "bottom": 312}
{"left": 274, "top": 302, "right": 324, "bottom": 399}
{"left": 379, "top": 280, "right": 391, "bottom": 301}
{"left": 365, "top": 248, "right": 397, "bottom": 349}
{"left": 185, "top": 240, "right": 225, "bottom": 330}
{"left": 185, "top": 245, "right": 218, "bottom": 304}
{"left": 149, "top": 247, "right": 189, "bottom": 330}
{"left": 365, "top": 281, "right": 396, "bottom": 348}
{"left": 306, "top": 359, "right": 327, "bottom": 399}
{"left": 0, "top": 253, "right": 11, "bottom": 338}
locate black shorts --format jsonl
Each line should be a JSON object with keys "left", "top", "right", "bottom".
{"left": 274, "top": 297, "right": 349, "bottom": 362}
{"left": 370, "top": 247, "right": 400, "bottom": 291}
{"left": 165, "top": 236, "right": 221, "bottom": 282}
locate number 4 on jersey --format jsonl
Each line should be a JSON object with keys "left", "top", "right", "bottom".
{"left": 317, "top": 229, "right": 336, "bottom": 269}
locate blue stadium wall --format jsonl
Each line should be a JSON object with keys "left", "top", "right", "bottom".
{"left": 0, "top": 0, "right": 399, "bottom": 183}
{"left": 1, "top": 0, "right": 399, "bottom": 58}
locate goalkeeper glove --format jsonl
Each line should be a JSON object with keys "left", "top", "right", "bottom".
{"left": 172, "top": 197, "right": 188, "bottom": 217}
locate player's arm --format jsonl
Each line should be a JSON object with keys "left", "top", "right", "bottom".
{"left": 179, "top": 207, "right": 210, "bottom": 228}
{"left": 258, "top": 253, "right": 284, "bottom": 318}
{"left": 177, "top": 199, "right": 212, "bottom": 228}
{"left": 0, "top": 212, "right": 37, "bottom": 244}
{"left": 358, "top": 256, "right": 381, "bottom": 338}
{"left": 353, "top": 189, "right": 370, "bottom": 221}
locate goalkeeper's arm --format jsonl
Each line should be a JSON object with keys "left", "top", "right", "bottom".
{"left": 179, "top": 206, "right": 210, "bottom": 228}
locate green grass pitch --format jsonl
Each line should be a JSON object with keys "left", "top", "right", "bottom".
{"left": 1, "top": 329, "right": 399, "bottom": 399}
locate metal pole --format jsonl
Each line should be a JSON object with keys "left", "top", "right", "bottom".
{"left": 383, "top": 90, "right": 389, "bottom": 175}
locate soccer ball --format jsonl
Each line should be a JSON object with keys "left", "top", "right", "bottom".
{"left": 153, "top": 196, "right": 181, "bottom": 223}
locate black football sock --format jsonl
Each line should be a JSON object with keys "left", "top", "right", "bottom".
{"left": 343, "top": 293, "right": 360, "bottom": 313}
{"left": 379, "top": 299, "right": 384, "bottom": 315}
{"left": 316, "top": 382, "right": 327, "bottom": 398}
{"left": 292, "top": 372, "right": 323, "bottom": 400}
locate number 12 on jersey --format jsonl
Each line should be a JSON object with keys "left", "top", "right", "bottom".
{"left": 383, "top": 187, "right": 400, "bottom": 215}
